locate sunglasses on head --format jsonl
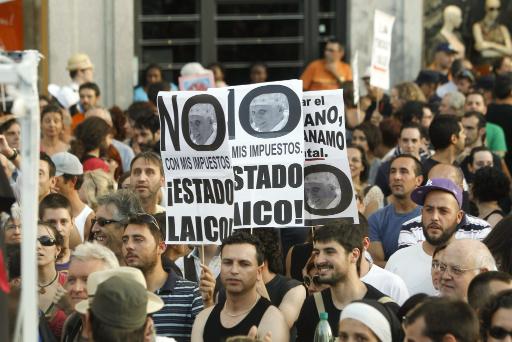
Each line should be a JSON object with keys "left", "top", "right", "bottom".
{"left": 489, "top": 326, "right": 512, "bottom": 339}
{"left": 303, "top": 274, "right": 320, "bottom": 287}
{"left": 38, "top": 235, "right": 56, "bottom": 246}
{"left": 92, "top": 217, "right": 121, "bottom": 227}
{"left": 130, "top": 213, "right": 160, "bottom": 228}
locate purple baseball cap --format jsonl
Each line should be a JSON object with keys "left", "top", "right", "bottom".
{"left": 411, "top": 178, "right": 463, "bottom": 208}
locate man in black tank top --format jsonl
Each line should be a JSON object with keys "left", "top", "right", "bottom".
{"left": 191, "top": 232, "right": 289, "bottom": 342}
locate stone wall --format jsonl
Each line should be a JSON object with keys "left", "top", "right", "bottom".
{"left": 47, "top": 0, "right": 134, "bottom": 109}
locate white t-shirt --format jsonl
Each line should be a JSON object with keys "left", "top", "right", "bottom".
{"left": 385, "top": 243, "right": 437, "bottom": 296}
{"left": 74, "top": 205, "right": 93, "bottom": 241}
{"left": 362, "top": 263, "right": 410, "bottom": 305}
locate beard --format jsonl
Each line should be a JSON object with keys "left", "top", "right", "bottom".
{"left": 423, "top": 221, "right": 459, "bottom": 246}
{"left": 315, "top": 263, "right": 346, "bottom": 286}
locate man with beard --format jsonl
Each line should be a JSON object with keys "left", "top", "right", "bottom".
{"left": 191, "top": 231, "right": 289, "bottom": 342}
{"left": 91, "top": 189, "right": 143, "bottom": 265}
{"left": 188, "top": 103, "right": 217, "bottom": 145}
{"left": 295, "top": 222, "right": 399, "bottom": 342}
{"left": 368, "top": 154, "right": 423, "bottom": 267}
{"left": 386, "top": 178, "right": 464, "bottom": 296}
{"left": 132, "top": 113, "right": 160, "bottom": 153}
{"left": 122, "top": 213, "right": 203, "bottom": 341}
{"left": 397, "top": 163, "right": 490, "bottom": 249}
{"left": 130, "top": 151, "right": 165, "bottom": 215}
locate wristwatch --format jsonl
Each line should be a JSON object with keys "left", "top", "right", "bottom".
{"left": 7, "top": 148, "right": 18, "bottom": 161}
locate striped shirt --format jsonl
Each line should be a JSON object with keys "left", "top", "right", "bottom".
{"left": 154, "top": 269, "right": 204, "bottom": 342}
{"left": 398, "top": 212, "right": 491, "bottom": 249}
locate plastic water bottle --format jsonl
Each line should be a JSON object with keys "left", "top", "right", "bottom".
{"left": 314, "top": 312, "right": 333, "bottom": 342}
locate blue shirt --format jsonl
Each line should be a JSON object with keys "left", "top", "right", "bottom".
{"left": 154, "top": 268, "right": 203, "bottom": 341}
{"left": 369, "top": 204, "right": 421, "bottom": 260}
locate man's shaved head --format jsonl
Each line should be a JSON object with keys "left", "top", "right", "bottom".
{"left": 428, "top": 164, "right": 464, "bottom": 188}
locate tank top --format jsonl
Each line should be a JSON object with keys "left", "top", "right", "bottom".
{"left": 74, "top": 205, "right": 93, "bottom": 241}
{"left": 203, "top": 297, "right": 272, "bottom": 342}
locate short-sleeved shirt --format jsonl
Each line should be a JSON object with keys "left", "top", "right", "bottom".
{"left": 369, "top": 204, "right": 422, "bottom": 260}
{"left": 486, "top": 103, "right": 512, "bottom": 169}
{"left": 300, "top": 59, "right": 352, "bottom": 91}
{"left": 398, "top": 212, "right": 491, "bottom": 249}
{"left": 486, "top": 122, "right": 508, "bottom": 153}
{"left": 154, "top": 268, "right": 204, "bottom": 341}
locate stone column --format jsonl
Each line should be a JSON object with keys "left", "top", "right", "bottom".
{"left": 349, "top": 0, "right": 423, "bottom": 90}
{"left": 47, "top": 0, "right": 134, "bottom": 109}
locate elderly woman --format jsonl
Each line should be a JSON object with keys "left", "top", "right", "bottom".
{"left": 37, "top": 221, "right": 68, "bottom": 340}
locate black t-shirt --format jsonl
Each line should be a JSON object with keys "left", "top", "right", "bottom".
{"left": 486, "top": 103, "right": 512, "bottom": 169}
{"left": 295, "top": 283, "right": 399, "bottom": 342}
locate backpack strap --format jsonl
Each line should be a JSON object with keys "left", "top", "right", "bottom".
{"left": 313, "top": 291, "right": 326, "bottom": 315}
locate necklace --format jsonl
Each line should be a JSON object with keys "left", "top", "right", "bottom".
{"left": 223, "top": 295, "right": 260, "bottom": 317}
{"left": 39, "top": 271, "right": 58, "bottom": 294}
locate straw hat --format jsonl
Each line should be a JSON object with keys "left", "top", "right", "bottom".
{"left": 66, "top": 53, "right": 94, "bottom": 71}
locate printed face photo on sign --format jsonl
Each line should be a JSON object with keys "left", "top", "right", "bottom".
{"left": 188, "top": 103, "right": 217, "bottom": 145}
{"left": 304, "top": 171, "right": 341, "bottom": 210}
{"left": 249, "top": 93, "right": 289, "bottom": 132}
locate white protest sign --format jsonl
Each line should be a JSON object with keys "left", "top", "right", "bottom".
{"left": 157, "top": 89, "right": 234, "bottom": 244}
{"left": 229, "top": 80, "right": 304, "bottom": 228}
{"left": 352, "top": 51, "right": 360, "bottom": 105}
{"left": 303, "top": 90, "right": 359, "bottom": 225}
{"left": 370, "top": 10, "right": 395, "bottom": 90}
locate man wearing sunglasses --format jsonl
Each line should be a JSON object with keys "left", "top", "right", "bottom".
{"left": 91, "top": 189, "right": 143, "bottom": 264}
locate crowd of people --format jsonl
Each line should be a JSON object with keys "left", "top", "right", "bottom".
{"left": 1, "top": 33, "right": 512, "bottom": 342}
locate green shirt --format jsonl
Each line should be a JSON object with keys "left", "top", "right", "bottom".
{"left": 486, "top": 122, "right": 507, "bottom": 153}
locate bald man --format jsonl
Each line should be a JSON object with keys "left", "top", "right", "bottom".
{"left": 398, "top": 163, "right": 490, "bottom": 249}
{"left": 438, "top": 239, "right": 496, "bottom": 301}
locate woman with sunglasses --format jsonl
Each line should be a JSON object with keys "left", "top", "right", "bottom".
{"left": 37, "top": 221, "right": 69, "bottom": 340}
{"left": 480, "top": 289, "right": 512, "bottom": 341}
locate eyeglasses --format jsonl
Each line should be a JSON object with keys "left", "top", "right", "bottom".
{"left": 488, "top": 6, "right": 500, "bottom": 11}
{"left": 437, "top": 262, "right": 479, "bottom": 276}
{"left": 489, "top": 326, "right": 512, "bottom": 339}
{"left": 5, "top": 223, "right": 21, "bottom": 231}
{"left": 38, "top": 236, "right": 56, "bottom": 247}
{"left": 303, "top": 274, "right": 320, "bottom": 287}
{"left": 92, "top": 217, "right": 121, "bottom": 227}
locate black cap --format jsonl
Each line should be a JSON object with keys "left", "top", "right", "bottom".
{"left": 415, "top": 70, "right": 441, "bottom": 84}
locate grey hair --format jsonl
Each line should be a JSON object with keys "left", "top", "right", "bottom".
{"left": 444, "top": 91, "right": 466, "bottom": 117}
{"left": 96, "top": 189, "right": 143, "bottom": 222}
{"left": 71, "top": 242, "right": 120, "bottom": 269}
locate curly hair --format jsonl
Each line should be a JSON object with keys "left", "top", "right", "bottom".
{"left": 250, "top": 228, "right": 283, "bottom": 274}
{"left": 480, "top": 289, "right": 512, "bottom": 341}
{"left": 71, "top": 117, "right": 111, "bottom": 160}
{"left": 394, "top": 82, "right": 427, "bottom": 103}
{"left": 472, "top": 166, "right": 510, "bottom": 202}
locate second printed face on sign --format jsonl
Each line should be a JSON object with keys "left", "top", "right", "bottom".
{"left": 249, "top": 93, "right": 289, "bottom": 132}
{"left": 304, "top": 172, "right": 341, "bottom": 210}
{"left": 188, "top": 103, "right": 218, "bottom": 145}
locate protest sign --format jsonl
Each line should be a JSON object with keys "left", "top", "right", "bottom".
{"left": 228, "top": 80, "right": 304, "bottom": 228}
{"left": 303, "top": 89, "right": 359, "bottom": 225}
{"left": 158, "top": 88, "right": 234, "bottom": 244}
{"left": 178, "top": 72, "right": 215, "bottom": 91}
{"left": 370, "top": 10, "right": 395, "bottom": 90}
